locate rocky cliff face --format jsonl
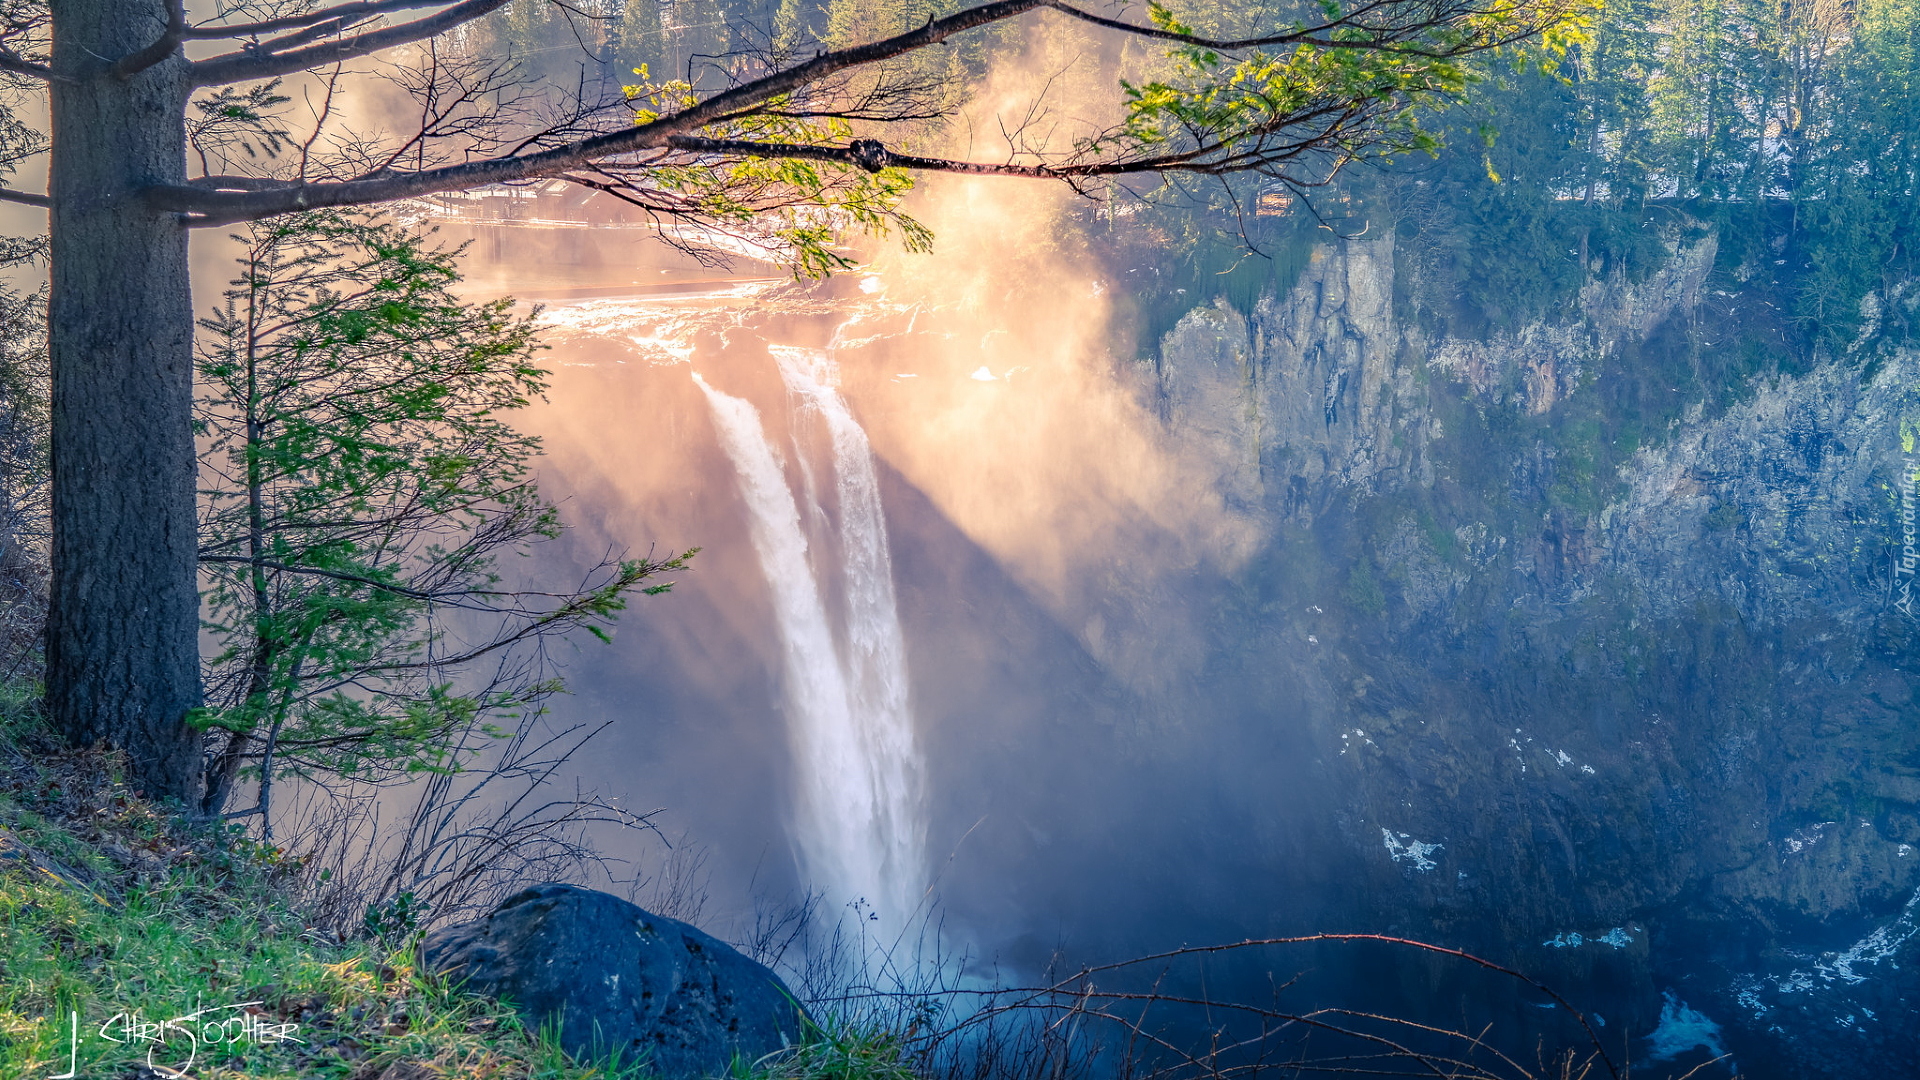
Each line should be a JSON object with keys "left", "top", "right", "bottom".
{"left": 1154, "top": 231, "right": 1720, "bottom": 520}
{"left": 1154, "top": 237, "right": 1424, "bottom": 518}
{"left": 1149, "top": 230, "right": 1920, "bottom": 1078}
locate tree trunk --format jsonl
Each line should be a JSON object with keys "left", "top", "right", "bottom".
{"left": 45, "top": 0, "right": 203, "bottom": 805}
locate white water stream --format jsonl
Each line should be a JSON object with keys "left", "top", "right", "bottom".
{"left": 693, "top": 343, "right": 927, "bottom": 934}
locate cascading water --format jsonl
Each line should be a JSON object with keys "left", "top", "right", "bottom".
{"left": 693, "top": 343, "right": 927, "bottom": 935}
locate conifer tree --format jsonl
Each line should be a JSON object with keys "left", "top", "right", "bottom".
{"left": 194, "top": 211, "right": 685, "bottom": 822}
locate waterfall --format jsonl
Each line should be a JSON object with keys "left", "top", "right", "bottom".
{"left": 693, "top": 350, "right": 927, "bottom": 933}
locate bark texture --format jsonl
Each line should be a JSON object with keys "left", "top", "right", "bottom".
{"left": 46, "top": 0, "right": 202, "bottom": 803}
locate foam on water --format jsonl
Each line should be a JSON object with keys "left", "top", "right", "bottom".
{"left": 1645, "top": 991, "right": 1729, "bottom": 1066}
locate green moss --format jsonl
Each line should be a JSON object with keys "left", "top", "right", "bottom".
{"left": 1088, "top": 201, "right": 1320, "bottom": 358}
{"left": 0, "top": 701, "right": 898, "bottom": 1080}
{"left": 0, "top": 792, "right": 627, "bottom": 1079}
{"left": 1705, "top": 500, "right": 1744, "bottom": 532}
{"left": 1418, "top": 510, "right": 1459, "bottom": 565}
{"left": 1346, "top": 558, "right": 1387, "bottom": 616}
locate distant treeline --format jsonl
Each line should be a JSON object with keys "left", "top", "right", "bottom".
{"left": 1379, "top": 0, "right": 1920, "bottom": 348}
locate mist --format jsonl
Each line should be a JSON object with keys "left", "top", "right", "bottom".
{"left": 412, "top": 125, "right": 1920, "bottom": 1075}
{"left": 486, "top": 177, "right": 1479, "bottom": 1019}
{"left": 149, "top": 17, "right": 1920, "bottom": 1080}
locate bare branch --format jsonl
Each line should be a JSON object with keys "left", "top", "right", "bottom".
{"left": 200, "top": 553, "right": 473, "bottom": 604}
{"left": 0, "top": 187, "right": 47, "bottom": 208}
{"left": 187, "top": 175, "right": 298, "bottom": 192}
{"left": 660, "top": 135, "right": 1096, "bottom": 176}
{"left": 190, "top": 0, "right": 514, "bottom": 88}
{"left": 153, "top": 0, "right": 1544, "bottom": 225}
{"left": 1041, "top": 0, "right": 1453, "bottom": 54}
{"left": 158, "top": 0, "right": 1054, "bottom": 222}
{"left": 112, "top": 0, "right": 188, "bottom": 79}
{"left": 249, "top": 17, "right": 371, "bottom": 58}
{"left": 0, "top": 2, "right": 53, "bottom": 83}
{"left": 0, "top": 49, "right": 48, "bottom": 81}
{"left": 184, "top": 0, "right": 451, "bottom": 40}
{"left": 1018, "top": 933, "right": 1620, "bottom": 1080}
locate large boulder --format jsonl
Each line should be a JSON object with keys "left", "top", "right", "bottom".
{"left": 421, "top": 883, "right": 807, "bottom": 1076}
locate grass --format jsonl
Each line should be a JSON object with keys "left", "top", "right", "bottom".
{"left": 0, "top": 710, "right": 644, "bottom": 1080}
{"left": 0, "top": 692, "right": 910, "bottom": 1080}
{"left": 748, "top": 1018, "right": 918, "bottom": 1080}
